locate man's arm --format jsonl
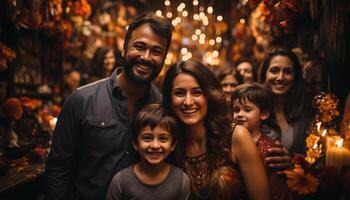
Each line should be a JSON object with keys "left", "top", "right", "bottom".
{"left": 45, "top": 93, "right": 83, "bottom": 200}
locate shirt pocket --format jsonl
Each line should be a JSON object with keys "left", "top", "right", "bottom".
{"left": 85, "top": 118, "right": 120, "bottom": 151}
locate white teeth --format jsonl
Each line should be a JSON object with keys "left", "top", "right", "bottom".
{"left": 182, "top": 109, "right": 197, "bottom": 114}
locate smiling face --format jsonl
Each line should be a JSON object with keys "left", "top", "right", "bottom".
{"left": 232, "top": 98, "right": 269, "bottom": 133}
{"left": 171, "top": 73, "right": 208, "bottom": 127}
{"left": 124, "top": 23, "right": 168, "bottom": 84}
{"left": 133, "top": 125, "right": 176, "bottom": 166}
{"left": 265, "top": 55, "right": 295, "bottom": 96}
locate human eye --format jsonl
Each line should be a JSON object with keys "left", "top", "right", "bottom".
{"left": 173, "top": 89, "right": 186, "bottom": 97}
{"left": 134, "top": 43, "right": 145, "bottom": 50}
{"left": 151, "top": 48, "right": 163, "bottom": 56}
{"left": 284, "top": 68, "right": 294, "bottom": 75}
{"left": 159, "top": 135, "right": 171, "bottom": 142}
{"left": 141, "top": 134, "right": 153, "bottom": 142}
{"left": 232, "top": 106, "right": 240, "bottom": 113}
{"left": 192, "top": 88, "right": 203, "bottom": 96}
{"left": 268, "top": 67, "right": 280, "bottom": 74}
{"left": 243, "top": 106, "right": 252, "bottom": 112}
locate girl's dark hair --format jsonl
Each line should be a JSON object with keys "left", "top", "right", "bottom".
{"left": 91, "top": 46, "right": 114, "bottom": 78}
{"left": 231, "top": 83, "right": 281, "bottom": 139}
{"left": 258, "top": 48, "right": 306, "bottom": 122}
{"left": 162, "top": 60, "right": 230, "bottom": 168}
{"left": 130, "top": 104, "right": 178, "bottom": 145}
{"left": 123, "top": 13, "right": 173, "bottom": 53}
{"left": 216, "top": 66, "right": 243, "bottom": 85}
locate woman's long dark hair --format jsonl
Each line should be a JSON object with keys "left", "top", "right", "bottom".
{"left": 258, "top": 48, "right": 306, "bottom": 122}
{"left": 162, "top": 60, "right": 231, "bottom": 169}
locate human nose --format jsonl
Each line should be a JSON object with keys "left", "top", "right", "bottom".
{"left": 150, "top": 139, "right": 160, "bottom": 148}
{"left": 277, "top": 71, "right": 285, "bottom": 80}
{"left": 183, "top": 94, "right": 194, "bottom": 106}
{"left": 140, "top": 49, "right": 152, "bottom": 61}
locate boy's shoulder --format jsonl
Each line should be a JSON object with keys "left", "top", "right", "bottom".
{"left": 168, "top": 165, "right": 189, "bottom": 181}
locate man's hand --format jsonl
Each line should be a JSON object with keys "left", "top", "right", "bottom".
{"left": 265, "top": 145, "right": 292, "bottom": 173}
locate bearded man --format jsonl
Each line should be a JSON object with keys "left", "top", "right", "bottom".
{"left": 45, "top": 13, "right": 173, "bottom": 200}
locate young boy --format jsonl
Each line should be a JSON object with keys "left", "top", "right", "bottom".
{"left": 106, "top": 104, "right": 190, "bottom": 200}
{"left": 231, "top": 83, "right": 292, "bottom": 200}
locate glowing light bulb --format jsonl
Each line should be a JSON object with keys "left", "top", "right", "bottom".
{"left": 156, "top": 10, "right": 162, "bottom": 16}
{"left": 209, "top": 39, "right": 215, "bottom": 46}
{"left": 207, "top": 6, "right": 213, "bottom": 14}
{"left": 215, "top": 37, "right": 222, "bottom": 43}
{"left": 217, "top": 15, "right": 223, "bottom": 21}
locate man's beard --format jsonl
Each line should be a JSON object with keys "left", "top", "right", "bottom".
{"left": 123, "top": 56, "right": 162, "bottom": 84}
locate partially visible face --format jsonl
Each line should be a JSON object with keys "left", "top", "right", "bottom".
{"left": 171, "top": 73, "right": 208, "bottom": 127}
{"left": 265, "top": 55, "right": 294, "bottom": 96}
{"left": 133, "top": 125, "right": 176, "bottom": 166}
{"left": 237, "top": 62, "right": 254, "bottom": 83}
{"left": 103, "top": 50, "right": 116, "bottom": 72}
{"left": 124, "top": 23, "right": 168, "bottom": 84}
{"left": 220, "top": 74, "right": 238, "bottom": 102}
{"left": 67, "top": 71, "right": 81, "bottom": 90}
{"left": 232, "top": 99, "right": 269, "bottom": 133}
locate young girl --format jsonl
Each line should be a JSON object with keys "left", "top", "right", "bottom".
{"left": 106, "top": 104, "right": 190, "bottom": 200}
{"left": 232, "top": 83, "right": 292, "bottom": 200}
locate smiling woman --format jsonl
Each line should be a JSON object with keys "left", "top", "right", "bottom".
{"left": 162, "top": 60, "right": 269, "bottom": 200}
{"left": 258, "top": 48, "right": 314, "bottom": 172}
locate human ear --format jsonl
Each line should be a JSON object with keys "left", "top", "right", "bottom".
{"left": 132, "top": 141, "right": 138, "bottom": 151}
{"left": 171, "top": 140, "right": 177, "bottom": 151}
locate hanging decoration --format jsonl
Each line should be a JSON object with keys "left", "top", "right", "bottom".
{"left": 0, "top": 42, "right": 16, "bottom": 71}
{"left": 154, "top": 0, "right": 228, "bottom": 67}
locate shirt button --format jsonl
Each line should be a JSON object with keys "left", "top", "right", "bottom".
{"left": 125, "top": 151, "right": 129, "bottom": 155}
{"left": 101, "top": 122, "right": 105, "bottom": 126}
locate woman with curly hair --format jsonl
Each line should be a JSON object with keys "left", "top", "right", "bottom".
{"left": 162, "top": 60, "right": 268, "bottom": 200}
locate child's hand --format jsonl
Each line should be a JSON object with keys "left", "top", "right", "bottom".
{"left": 264, "top": 145, "right": 292, "bottom": 173}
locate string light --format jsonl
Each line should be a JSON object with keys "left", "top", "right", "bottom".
{"left": 158, "top": 0, "right": 225, "bottom": 66}
{"left": 164, "top": 0, "right": 170, "bottom": 6}
{"left": 156, "top": 10, "right": 162, "bottom": 16}
{"left": 207, "top": 6, "right": 213, "bottom": 14}
{"left": 166, "top": 12, "right": 173, "bottom": 18}
{"left": 217, "top": 15, "right": 223, "bottom": 21}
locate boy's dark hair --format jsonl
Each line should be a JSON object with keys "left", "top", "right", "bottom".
{"left": 131, "top": 104, "right": 178, "bottom": 144}
{"left": 231, "top": 83, "right": 281, "bottom": 138}
{"left": 123, "top": 13, "right": 173, "bottom": 53}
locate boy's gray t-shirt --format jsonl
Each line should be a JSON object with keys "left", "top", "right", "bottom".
{"left": 106, "top": 165, "right": 190, "bottom": 200}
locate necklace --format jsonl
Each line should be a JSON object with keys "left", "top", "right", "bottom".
{"left": 184, "top": 152, "right": 210, "bottom": 199}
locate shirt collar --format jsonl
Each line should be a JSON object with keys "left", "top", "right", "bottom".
{"left": 109, "top": 67, "right": 156, "bottom": 100}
